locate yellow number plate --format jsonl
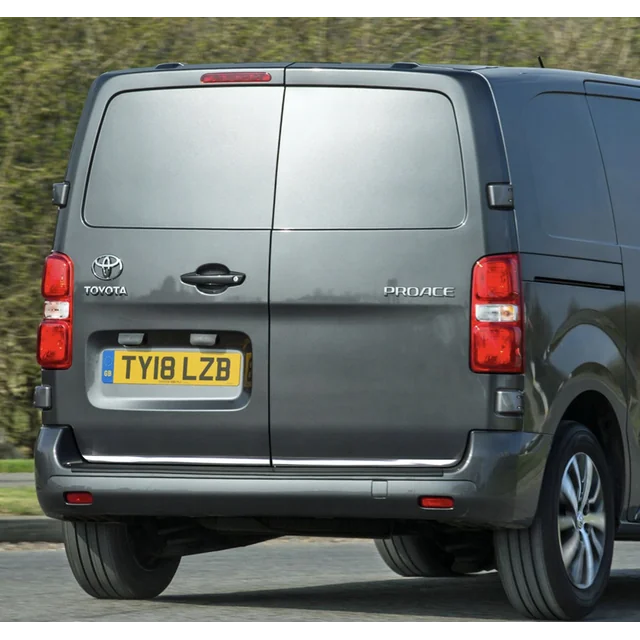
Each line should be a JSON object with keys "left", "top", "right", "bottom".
{"left": 101, "top": 350, "right": 242, "bottom": 386}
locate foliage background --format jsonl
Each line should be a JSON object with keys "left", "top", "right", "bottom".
{"left": 0, "top": 17, "right": 638, "bottom": 454}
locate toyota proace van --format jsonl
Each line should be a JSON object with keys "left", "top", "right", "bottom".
{"left": 34, "top": 61, "right": 640, "bottom": 620}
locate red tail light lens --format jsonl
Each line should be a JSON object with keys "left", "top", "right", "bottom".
{"left": 37, "top": 252, "right": 73, "bottom": 369}
{"left": 473, "top": 255, "right": 520, "bottom": 302}
{"left": 471, "top": 254, "right": 523, "bottom": 374}
{"left": 200, "top": 72, "right": 272, "bottom": 84}
{"left": 42, "top": 253, "right": 72, "bottom": 298}
{"left": 37, "top": 322, "right": 71, "bottom": 368}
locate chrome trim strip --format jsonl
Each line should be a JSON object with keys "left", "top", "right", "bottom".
{"left": 272, "top": 458, "right": 459, "bottom": 468}
{"left": 83, "top": 456, "right": 458, "bottom": 468}
{"left": 83, "top": 456, "right": 270, "bottom": 466}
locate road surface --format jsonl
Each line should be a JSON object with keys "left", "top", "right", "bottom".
{"left": 3, "top": 538, "right": 640, "bottom": 621}
{"left": 0, "top": 473, "right": 33, "bottom": 487}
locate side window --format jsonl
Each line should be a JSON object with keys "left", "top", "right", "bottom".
{"left": 587, "top": 94, "right": 640, "bottom": 246}
{"left": 525, "top": 93, "right": 616, "bottom": 244}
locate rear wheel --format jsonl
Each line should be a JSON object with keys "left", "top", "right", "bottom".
{"left": 375, "top": 528, "right": 494, "bottom": 577}
{"left": 63, "top": 521, "right": 181, "bottom": 599}
{"left": 495, "top": 421, "right": 614, "bottom": 620}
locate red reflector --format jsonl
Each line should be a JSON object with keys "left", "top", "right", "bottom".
{"left": 419, "top": 496, "right": 454, "bottom": 509}
{"left": 42, "top": 253, "right": 72, "bottom": 298}
{"left": 37, "top": 321, "right": 71, "bottom": 368}
{"left": 64, "top": 492, "right": 93, "bottom": 505}
{"left": 200, "top": 71, "right": 272, "bottom": 84}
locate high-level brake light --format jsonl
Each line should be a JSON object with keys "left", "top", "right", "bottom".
{"left": 200, "top": 72, "right": 272, "bottom": 84}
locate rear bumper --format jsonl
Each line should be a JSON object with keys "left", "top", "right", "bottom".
{"left": 35, "top": 426, "right": 551, "bottom": 529}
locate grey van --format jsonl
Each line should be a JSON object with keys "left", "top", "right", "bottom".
{"left": 33, "top": 61, "right": 640, "bottom": 620}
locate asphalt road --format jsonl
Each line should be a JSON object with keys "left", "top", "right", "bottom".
{"left": 3, "top": 538, "right": 640, "bottom": 621}
{"left": 0, "top": 473, "right": 33, "bottom": 487}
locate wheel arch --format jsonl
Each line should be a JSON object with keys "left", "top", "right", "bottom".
{"left": 536, "top": 372, "right": 628, "bottom": 526}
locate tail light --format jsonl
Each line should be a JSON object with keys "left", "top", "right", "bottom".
{"left": 37, "top": 252, "right": 74, "bottom": 369}
{"left": 471, "top": 254, "right": 523, "bottom": 374}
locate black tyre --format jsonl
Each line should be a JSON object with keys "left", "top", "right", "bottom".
{"left": 375, "top": 529, "right": 494, "bottom": 577}
{"left": 63, "top": 521, "right": 181, "bottom": 599}
{"left": 495, "top": 421, "right": 615, "bottom": 620}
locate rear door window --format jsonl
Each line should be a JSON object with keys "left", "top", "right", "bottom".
{"left": 84, "top": 87, "right": 283, "bottom": 229}
{"left": 274, "top": 87, "right": 466, "bottom": 230}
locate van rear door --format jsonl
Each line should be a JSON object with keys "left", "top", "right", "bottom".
{"left": 268, "top": 66, "right": 508, "bottom": 468}
{"left": 45, "top": 68, "right": 284, "bottom": 464}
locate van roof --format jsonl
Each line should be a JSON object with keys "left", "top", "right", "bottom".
{"left": 477, "top": 65, "right": 640, "bottom": 88}
{"left": 102, "top": 61, "right": 640, "bottom": 90}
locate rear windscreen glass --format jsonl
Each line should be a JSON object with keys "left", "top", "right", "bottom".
{"left": 274, "top": 87, "right": 466, "bottom": 230}
{"left": 84, "top": 87, "right": 283, "bottom": 229}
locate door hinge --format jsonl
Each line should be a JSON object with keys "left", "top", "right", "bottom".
{"left": 487, "top": 183, "right": 514, "bottom": 210}
{"left": 52, "top": 182, "right": 70, "bottom": 208}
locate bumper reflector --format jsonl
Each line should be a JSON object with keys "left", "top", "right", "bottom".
{"left": 419, "top": 496, "right": 454, "bottom": 509}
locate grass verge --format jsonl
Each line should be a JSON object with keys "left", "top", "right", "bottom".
{"left": 0, "top": 487, "right": 42, "bottom": 516}
{"left": 0, "top": 459, "right": 34, "bottom": 473}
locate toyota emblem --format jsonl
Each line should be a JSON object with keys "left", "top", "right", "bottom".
{"left": 92, "top": 255, "right": 123, "bottom": 281}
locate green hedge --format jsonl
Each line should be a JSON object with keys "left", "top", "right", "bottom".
{"left": 0, "top": 459, "right": 34, "bottom": 473}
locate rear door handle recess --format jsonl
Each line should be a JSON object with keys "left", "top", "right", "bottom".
{"left": 180, "top": 265, "right": 246, "bottom": 295}
{"left": 180, "top": 273, "right": 246, "bottom": 287}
